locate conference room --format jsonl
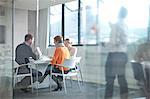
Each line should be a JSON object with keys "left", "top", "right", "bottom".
{"left": 0, "top": 0, "right": 150, "bottom": 99}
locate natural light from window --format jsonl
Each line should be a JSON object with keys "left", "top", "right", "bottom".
{"left": 99, "top": 0, "right": 150, "bottom": 43}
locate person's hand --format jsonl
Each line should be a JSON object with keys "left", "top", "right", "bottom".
{"left": 49, "top": 56, "right": 53, "bottom": 59}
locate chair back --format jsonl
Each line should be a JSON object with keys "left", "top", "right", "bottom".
{"left": 13, "top": 62, "right": 34, "bottom": 92}
{"left": 62, "top": 58, "right": 76, "bottom": 69}
{"left": 75, "top": 57, "right": 81, "bottom": 63}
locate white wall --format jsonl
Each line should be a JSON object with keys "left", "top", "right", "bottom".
{"left": 0, "top": 16, "right": 6, "bottom": 25}
{"left": 0, "top": 8, "right": 28, "bottom": 49}
{"left": 5, "top": 8, "right": 12, "bottom": 46}
{"left": 0, "top": 8, "right": 28, "bottom": 47}
{"left": 0, "top": 8, "right": 28, "bottom": 58}
{"left": 14, "top": 9, "right": 28, "bottom": 49}
{"left": 0, "top": 8, "right": 10, "bottom": 46}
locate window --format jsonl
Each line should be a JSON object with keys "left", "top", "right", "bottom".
{"left": 48, "top": 0, "right": 99, "bottom": 46}
{"left": 99, "top": 0, "right": 150, "bottom": 44}
{"left": 49, "top": 4, "right": 62, "bottom": 45}
{"left": 48, "top": 0, "right": 150, "bottom": 46}
{"left": 81, "top": 0, "right": 98, "bottom": 44}
{"left": 64, "top": 1, "right": 78, "bottom": 44}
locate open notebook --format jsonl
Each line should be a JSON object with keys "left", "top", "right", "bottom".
{"left": 36, "top": 47, "right": 42, "bottom": 58}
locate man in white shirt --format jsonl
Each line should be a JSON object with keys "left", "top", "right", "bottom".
{"left": 104, "top": 7, "right": 128, "bottom": 99}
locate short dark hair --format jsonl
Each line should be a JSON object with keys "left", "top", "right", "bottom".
{"left": 64, "top": 38, "right": 72, "bottom": 44}
{"left": 54, "top": 35, "right": 63, "bottom": 43}
{"left": 118, "top": 7, "right": 128, "bottom": 19}
{"left": 25, "top": 34, "right": 33, "bottom": 41}
{"left": 65, "top": 38, "right": 69, "bottom": 41}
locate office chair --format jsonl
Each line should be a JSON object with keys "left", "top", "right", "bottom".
{"left": 14, "top": 62, "right": 33, "bottom": 92}
{"left": 50, "top": 58, "right": 81, "bottom": 93}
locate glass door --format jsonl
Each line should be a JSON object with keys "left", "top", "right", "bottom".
{"left": 0, "top": 0, "right": 13, "bottom": 99}
{"left": 98, "top": 0, "right": 150, "bottom": 98}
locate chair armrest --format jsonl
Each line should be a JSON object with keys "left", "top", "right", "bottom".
{"left": 14, "top": 63, "right": 32, "bottom": 69}
{"left": 14, "top": 63, "right": 32, "bottom": 75}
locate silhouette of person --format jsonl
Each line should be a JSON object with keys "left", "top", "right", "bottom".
{"left": 104, "top": 7, "right": 128, "bottom": 99}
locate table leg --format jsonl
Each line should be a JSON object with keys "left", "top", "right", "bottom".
{"left": 36, "top": 64, "right": 38, "bottom": 95}
{"left": 145, "top": 68, "right": 150, "bottom": 99}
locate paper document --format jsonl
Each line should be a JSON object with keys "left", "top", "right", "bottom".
{"left": 36, "top": 47, "right": 42, "bottom": 57}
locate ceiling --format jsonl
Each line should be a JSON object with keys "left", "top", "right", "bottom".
{"left": 14, "top": 0, "right": 76, "bottom": 10}
{"left": 0, "top": 0, "right": 76, "bottom": 10}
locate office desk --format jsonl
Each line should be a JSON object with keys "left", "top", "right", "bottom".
{"left": 30, "top": 57, "right": 51, "bottom": 94}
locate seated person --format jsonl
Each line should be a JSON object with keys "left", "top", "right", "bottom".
{"left": 15, "top": 34, "right": 42, "bottom": 92}
{"left": 132, "top": 41, "right": 150, "bottom": 96}
{"left": 39, "top": 35, "right": 70, "bottom": 91}
{"left": 64, "top": 38, "right": 77, "bottom": 58}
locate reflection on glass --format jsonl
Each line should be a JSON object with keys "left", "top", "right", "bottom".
{"left": 0, "top": 1, "right": 13, "bottom": 99}
{"left": 99, "top": 0, "right": 149, "bottom": 44}
{"left": 98, "top": 0, "right": 150, "bottom": 98}
{"left": 81, "top": 0, "right": 98, "bottom": 44}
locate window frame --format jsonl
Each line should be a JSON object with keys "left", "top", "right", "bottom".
{"left": 48, "top": 0, "right": 99, "bottom": 47}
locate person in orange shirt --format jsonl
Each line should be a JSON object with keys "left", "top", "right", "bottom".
{"left": 40, "top": 35, "right": 70, "bottom": 91}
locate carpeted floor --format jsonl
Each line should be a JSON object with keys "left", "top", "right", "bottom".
{"left": 13, "top": 80, "right": 145, "bottom": 99}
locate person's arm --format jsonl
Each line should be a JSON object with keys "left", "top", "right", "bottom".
{"left": 51, "top": 48, "right": 59, "bottom": 65}
{"left": 28, "top": 46, "right": 36, "bottom": 60}
{"left": 31, "top": 51, "right": 36, "bottom": 60}
{"left": 15, "top": 46, "right": 21, "bottom": 64}
{"left": 70, "top": 47, "right": 77, "bottom": 57}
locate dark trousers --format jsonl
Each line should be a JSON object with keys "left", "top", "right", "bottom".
{"left": 105, "top": 52, "right": 128, "bottom": 99}
{"left": 44, "top": 64, "right": 69, "bottom": 87}
{"left": 131, "top": 62, "right": 145, "bottom": 82}
{"left": 16, "top": 66, "right": 42, "bottom": 88}
{"left": 105, "top": 75, "right": 128, "bottom": 99}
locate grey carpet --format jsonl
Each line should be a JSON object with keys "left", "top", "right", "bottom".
{"left": 14, "top": 81, "right": 145, "bottom": 99}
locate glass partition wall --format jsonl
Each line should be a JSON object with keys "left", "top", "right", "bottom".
{"left": 12, "top": 0, "right": 150, "bottom": 99}
{"left": 13, "top": 0, "right": 38, "bottom": 98}
{"left": 82, "top": 0, "right": 150, "bottom": 99}
{"left": 0, "top": 0, "right": 13, "bottom": 99}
